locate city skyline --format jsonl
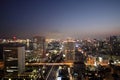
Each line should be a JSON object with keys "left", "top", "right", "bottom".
{"left": 0, "top": 0, "right": 120, "bottom": 39}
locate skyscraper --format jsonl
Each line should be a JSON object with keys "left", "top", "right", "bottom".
{"left": 3, "top": 43, "right": 25, "bottom": 77}
{"left": 33, "top": 36, "right": 46, "bottom": 57}
{"left": 63, "top": 38, "right": 75, "bottom": 61}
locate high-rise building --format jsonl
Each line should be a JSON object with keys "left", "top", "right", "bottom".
{"left": 33, "top": 36, "right": 46, "bottom": 57}
{"left": 2, "top": 43, "right": 25, "bottom": 77}
{"left": 109, "top": 36, "right": 120, "bottom": 55}
{"left": 0, "top": 45, "right": 4, "bottom": 61}
{"left": 63, "top": 38, "right": 75, "bottom": 61}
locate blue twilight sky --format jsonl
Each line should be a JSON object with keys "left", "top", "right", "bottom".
{"left": 0, "top": 0, "right": 120, "bottom": 39}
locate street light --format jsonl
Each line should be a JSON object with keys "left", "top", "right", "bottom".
{"left": 8, "top": 78, "right": 11, "bottom": 80}
{"left": 63, "top": 54, "right": 66, "bottom": 58}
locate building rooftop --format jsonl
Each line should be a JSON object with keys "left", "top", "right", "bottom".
{"left": 0, "top": 43, "right": 25, "bottom": 47}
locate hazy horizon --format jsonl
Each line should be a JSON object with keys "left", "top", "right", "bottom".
{"left": 0, "top": 0, "right": 120, "bottom": 39}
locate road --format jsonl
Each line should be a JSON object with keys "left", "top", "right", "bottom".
{"left": 46, "top": 65, "right": 58, "bottom": 80}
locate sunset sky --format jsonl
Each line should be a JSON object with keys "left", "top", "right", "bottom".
{"left": 0, "top": 0, "right": 120, "bottom": 39}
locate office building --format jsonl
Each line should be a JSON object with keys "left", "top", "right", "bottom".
{"left": 63, "top": 38, "right": 75, "bottom": 61}
{"left": 3, "top": 43, "right": 25, "bottom": 77}
{"left": 33, "top": 36, "right": 46, "bottom": 57}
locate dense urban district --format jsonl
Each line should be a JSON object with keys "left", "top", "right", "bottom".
{"left": 0, "top": 35, "right": 120, "bottom": 80}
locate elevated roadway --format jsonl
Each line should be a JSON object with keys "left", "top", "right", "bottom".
{"left": 26, "top": 62, "right": 73, "bottom": 67}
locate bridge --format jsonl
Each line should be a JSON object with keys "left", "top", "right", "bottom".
{"left": 25, "top": 62, "right": 73, "bottom": 67}
{"left": 25, "top": 62, "right": 110, "bottom": 67}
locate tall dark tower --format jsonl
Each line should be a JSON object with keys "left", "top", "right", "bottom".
{"left": 33, "top": 36, "right": 46, "bottom": 57}
{"left": 64, "top": 38, "right": 75, "bottom": 61}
